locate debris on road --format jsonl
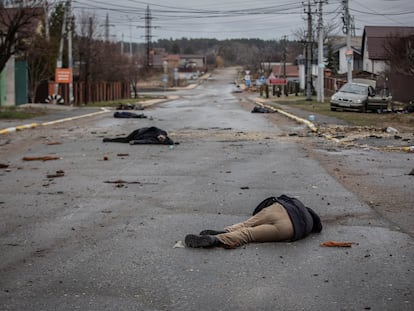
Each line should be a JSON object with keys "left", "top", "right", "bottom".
{"left": 173, "top": 241, "right": 185, "bottom": 248}
{"left": 320, "top": 241, "right": 356, "bottom": 247}
{"left": 385, "top": 126, "right": 399, "bottom": 134}
{"left": 251, "top": 106, "right": 274, "bottom": 113}
{"left": 22, "top": 156, "right": 61, "bottom": 161}
{"left": 46, "top": 141, "right": 62, "bottom": 145}
{"left": 0, "top": 139, "right": 11, "bottom": 146}
{"left": 47, "top": 170, "right": 65, "bottom": 178}
{"left": 0, "top": 163, "right": 9, "bottom": 169}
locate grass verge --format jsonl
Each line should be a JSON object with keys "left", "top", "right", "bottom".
{"left": 274, "top": 97, "right": 414, "bottom": 131}
{"left": 0, "top": 107, "right": 46, "bottom": 120}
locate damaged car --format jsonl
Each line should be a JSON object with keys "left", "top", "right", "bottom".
{"left": 330, "top": 79, "right": 392, "bottom": 113}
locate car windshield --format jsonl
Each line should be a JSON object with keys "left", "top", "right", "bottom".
{"left": 339, "top": 83, "right": 368, "bottom": 95}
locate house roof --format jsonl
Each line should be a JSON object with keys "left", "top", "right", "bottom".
{"left": 362, "top": 26, "right": 414, "bottom": 60}
{"left": 271, "top": 64, "right": 298, "bottom": 77}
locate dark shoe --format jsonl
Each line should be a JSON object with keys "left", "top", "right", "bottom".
{"left": 185, "top": 234, "right": 221, "bottom": 248}
{"left": 199, "top": 229, "right": 227, "bottom": 236}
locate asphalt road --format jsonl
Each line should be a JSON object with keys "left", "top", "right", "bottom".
{"left": 0, "top": 67, "right": 412, "bottom": 311}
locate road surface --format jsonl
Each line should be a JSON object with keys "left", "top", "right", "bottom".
{"left": 0, "top": 67, "right": 412, "bottom": 311}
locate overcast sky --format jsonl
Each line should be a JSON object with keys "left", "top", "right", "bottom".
{"left": 70, "top": 0, "right": 414, "bottom": 42}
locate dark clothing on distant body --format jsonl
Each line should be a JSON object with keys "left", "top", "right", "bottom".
{"left": 113, "top": 111, "right": 147, "bottom": 118}
{"left": 102, "top": 126, "right": 174, "bottom": 145}
{"left": 251, "top": 106, "right": 273, "bottom": 113}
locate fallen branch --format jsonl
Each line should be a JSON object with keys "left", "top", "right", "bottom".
{"left": 104, "top": 180, "right": 141, "bottom": 184}
{"left": 320, "top": 241, "right": 356, "bottom": 247}
{"left": 22, "top": 156, "right": 60, "bottom": 161}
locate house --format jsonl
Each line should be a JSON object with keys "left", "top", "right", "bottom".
{"left": 328, "top": 36, "right": 362, "bottom": 74}
{"left": 271, "top": 63, "right": 299, "bottom": 80}
{"left": 361, "top": 26, "right": 414, "bottom": 102}
{"left": 361, "top": 26, "right": 414, "bottom": 75}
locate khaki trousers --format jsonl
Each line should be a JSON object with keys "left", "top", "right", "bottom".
{"left": 216, "top": 203, "right": 294, "bottom": 248}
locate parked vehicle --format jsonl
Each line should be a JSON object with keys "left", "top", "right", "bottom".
{"left": 330, "top": 80, "right": 392, "bottom": 112}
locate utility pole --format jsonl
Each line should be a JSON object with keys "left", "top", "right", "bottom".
{"left": 129, "top": 18, "right": 132, "bottom": 57}
{"left": 67, "top": 0, "right": 73, "bottom": 105}
{"left": 105, "top": 12, "right": 110, "bottom": 42}
{"left": 44, "top": 0, "right": 49, "bottom": 41}
{"left": 136, "top": 5, "right": 159, "bottom": 67}
{"left": 305, "top": 0, "right": 313, "bottom": 101}
{"left": 342, "top": 0, "right": 352, "bottom": 83}
{"left": 145, "top": 5, "right": 153, "bottom": 67}
{"left": 282, "top": 35, "right": 287, "bottom": 96}
{"left": 316, "top": 0, "right": 326, "bottom": 103}
{"left": 54, "top": 0, "right": 67, "bottom": 96}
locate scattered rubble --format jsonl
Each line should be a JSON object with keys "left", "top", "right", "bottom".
{"left": 47, "top": 170, "right": 65, "bottom": 178}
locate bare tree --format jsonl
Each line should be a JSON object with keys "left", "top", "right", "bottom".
{"left": 0, "top": 1, "right": 43, "bottom": 73}
{"left": 385, "top": 34, "right": 414, "bottom": 76}
{"left": 26, "top": 33, "right": 55, "bottom": 102}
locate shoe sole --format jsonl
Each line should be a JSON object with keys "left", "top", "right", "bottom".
{"left": 185, "top": 234, "right": 214, "bottom": 248}
{"left": 199, "top": 230, "right": 226, "bottom": 236}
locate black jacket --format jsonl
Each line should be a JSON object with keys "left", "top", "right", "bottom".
{"left": 253, "top": 194, "right": 322, "bottom": 241}
{"left": 102, "top": 126, "right": 174, "bottom": 145}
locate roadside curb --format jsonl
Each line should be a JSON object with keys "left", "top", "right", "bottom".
{"left": 0, "top": 107, "right": 110, "bottom": 135}
{"left": 254, "top": 98, "right": 318, "bottom": 133}
{"left": 0, "top": 95, "right": 179, "bottom": 135}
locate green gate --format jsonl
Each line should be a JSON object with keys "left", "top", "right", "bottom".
{"left": 0, "top": 68, "right": 5, "bottom": 106}
{"left": 15, "top": 61, "right": 28, "bottom": 105}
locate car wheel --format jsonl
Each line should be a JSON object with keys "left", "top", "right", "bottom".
{"left": 330, "top": 107, "right": 337, "bottom": 111}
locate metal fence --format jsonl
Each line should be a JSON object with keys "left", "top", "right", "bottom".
{"left": 36, "top": 81, "right": 131, "bottom": 105}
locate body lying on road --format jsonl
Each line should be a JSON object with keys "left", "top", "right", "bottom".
{"left": 102, "top": 126, "right": 175, "bottom": 145}
{"left": 185, "top": 194, "right": 322, "bottom": 249}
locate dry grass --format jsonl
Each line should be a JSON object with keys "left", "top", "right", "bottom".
{"left": 274, "top": 97, "right": 414, "bottom": 132}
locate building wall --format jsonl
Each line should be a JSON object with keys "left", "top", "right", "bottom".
{"left": 338, "top": 46, "right": 353, "bottom": 74}
{"left": 362, "top": 38, "right": 387, "bottom": 74}
{"left": 4, "top": 56, "right": 15, "bottom": 106}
